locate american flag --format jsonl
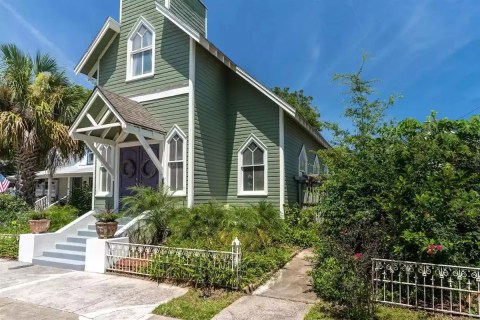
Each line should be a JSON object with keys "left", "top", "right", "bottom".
{"left": 0, "top": 174, "right": 10, "bottom": 193}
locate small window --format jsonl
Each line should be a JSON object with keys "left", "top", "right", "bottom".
{"left": 166, "top": 127, "right": 186, "bottom": 196}
{"left": 299, "top": 145, "right": 308, "bottom": 176}
{"left": 86, "top": 149, "right": 94, "bottom": 165}
{"left": 127, "top": 18, "right": 155, "bottom": 81}
{"left": 95, "top": 145, "right": 113, "bottom": 196}
{"left": 238, "top": 136, "right": 268, "bottom": 195}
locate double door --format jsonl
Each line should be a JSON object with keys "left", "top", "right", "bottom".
{"left": 119, "top": 145, "right": 160, "bottom": 198}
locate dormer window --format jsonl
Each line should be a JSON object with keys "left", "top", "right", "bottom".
{"left": 127, "top": 18, "right": 155, "bottom": 81}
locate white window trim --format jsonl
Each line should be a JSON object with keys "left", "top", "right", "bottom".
{"left": 126, "top": 17, "right": 155, "bottom": 82}
{"left": 165, "top": 125, "right": 187, "bottom": 197}
{"left": 298, "top": 145, "right": 308, "bottom": 176}
{"left": 95, "top": 145, "right": 114, "bottom": 197}
{"left": 237, "top": 134, "right": 268, "bottom": 196}
{"left": 165, "top": 0, "right": 171, "bottom": 9}
{"left": 312, "top": 155, "right": 320, "bottom": 176}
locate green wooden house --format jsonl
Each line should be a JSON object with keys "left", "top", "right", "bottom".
{"left": 69, "top": 0, "right": 329, "bottom": 216}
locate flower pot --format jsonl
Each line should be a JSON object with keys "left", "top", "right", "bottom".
{"left": 29, "top": 219, "right": 50, "bottom": 234}
{"left": 95, "top": 221, "right": 118, "bottom": 239}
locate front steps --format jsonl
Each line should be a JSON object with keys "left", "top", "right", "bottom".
{"left": 32, "top": 223, "right": 124, "bottom": 271}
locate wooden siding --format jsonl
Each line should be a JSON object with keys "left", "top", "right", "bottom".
{"left": 225, "top": 71, "right": 280, "bottom": 208}
{"left": 284, "top": 115, "right": 323, "bottom": 206}
{"left": 170, "top": 0, "right": 206, "bottom": 37}
{"left": 143, "top": 94, "right": 189, "bottom": 204}
{"left": 194, "top": 45, "right": 228, "bottom": 203}
{"left": 99, "top": 0, "right": 190, "bottom": 96}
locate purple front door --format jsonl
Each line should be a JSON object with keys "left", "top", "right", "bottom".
{"left": 119, "top": 145, "right": 160, "bottom": 198}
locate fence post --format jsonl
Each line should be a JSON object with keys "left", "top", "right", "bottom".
{"left": 232, "top": 237, "right": 241, "bottom": 288}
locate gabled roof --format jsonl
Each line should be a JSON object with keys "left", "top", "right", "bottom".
{"left": 74, "top": 17, "right": 120, "bottom": 76}
{"left": 96, "top": 86, "right": 166, "bottom": 133}
{"left": 69, "top": 86, "right": 166, "bottom": 138}
{"left": 155, "top": 1, "right": 330, "bottom": 148}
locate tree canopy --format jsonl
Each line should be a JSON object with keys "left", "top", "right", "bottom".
{"left": 0, "top": 43, "right": 90, "bottom": 204}
{"left": 272, "top": 87, "right": 322, "bottom": 131}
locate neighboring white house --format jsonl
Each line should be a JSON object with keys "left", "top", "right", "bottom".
{"left": 35, "top": 149, "right": 94, "bottom": 203}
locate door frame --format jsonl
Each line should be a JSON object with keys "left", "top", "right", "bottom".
{"left": 115, "top": 140, "right": 163, "bottom": 209}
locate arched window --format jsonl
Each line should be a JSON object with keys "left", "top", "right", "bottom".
{"left": 95, "top": 145, "right": 113, "bottom": 196}
{"left": 298, "top": 145, "right": 308, "bottom": 176}
{"left": 238, "top": 135, "right": 268, "bottom": 195}
{"left": 127, "top": 18, "right": 155, "bottom": 80}
{"left": 166, "top": 126, "right": 186, "bottom": 195}
{"left": 312, "top": 155, "right": 321, "bottom": 175}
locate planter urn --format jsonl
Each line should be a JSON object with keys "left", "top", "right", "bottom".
{"left": 95, "top": 221, "right": 119, "bottom": 239}
{"left": 29, "top": 219, "right": 50, "bottom": 234}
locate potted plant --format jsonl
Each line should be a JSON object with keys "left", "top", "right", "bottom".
{"left": 28, "top": 211, "right": 50, "bottom": 234}
{"left": 93, "top": 205, "right": 120, "bottom": 239}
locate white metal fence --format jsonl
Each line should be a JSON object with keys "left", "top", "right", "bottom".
{"left": 372, "top": 258, "right": 480, "bottom": 317}
{"left": 106, "top": 238, "right": 242, "bottom": 289}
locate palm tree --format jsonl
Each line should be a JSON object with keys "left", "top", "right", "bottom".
{"left": 0, "top": 44, "right": 89, "bottom": 205}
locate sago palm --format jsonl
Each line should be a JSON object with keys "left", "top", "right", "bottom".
{"left": 0, "top": 44, "right": 89, "bottom": 205}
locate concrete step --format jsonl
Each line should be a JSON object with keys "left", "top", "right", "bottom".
{"left": 77, "top": 229, "right": 98, "bottom": 237}
{"left": 66, "top": 236, "right": 92, "bottom": 244}
{"left": 56, "top": 242, "right": 86, "bottom": 252}
{"left": 32, "top": 256, "right": 85, "bottom": 271}
{"left": 43, "top": 249, "right": 86, "bottom": 261}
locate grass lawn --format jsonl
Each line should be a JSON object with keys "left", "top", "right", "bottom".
{"left": 305, "top": 302, "right": 458, "bottom": 320}
{"left": 153, "top": 289, "right": 244, "bottom": 320}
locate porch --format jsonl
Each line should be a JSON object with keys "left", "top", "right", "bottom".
{"left": 69, "top": 86, "right": 167, "bottom": 210}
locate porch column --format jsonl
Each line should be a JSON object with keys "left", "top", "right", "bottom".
{"left": 47, "top": 177, "right": 52, "bottom": 206}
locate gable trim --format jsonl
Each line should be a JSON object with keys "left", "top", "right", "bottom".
{"left": 75, "top": 17, "right": 120, "bottom": 75}
{"left": 155, "top": 1, "right": 200, "bottom": 42}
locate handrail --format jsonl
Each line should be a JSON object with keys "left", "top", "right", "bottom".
{"left": 34, "top": 196, "right": 49, "bottom": 212}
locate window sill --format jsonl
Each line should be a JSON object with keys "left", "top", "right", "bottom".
{"left": 126, "top": 73, "right": 154, "bottom": 83}
{"left": 171, "top": 191, "right": 186, "bottom": 197}
{"left": 237, "top": 191, "right": 268, "bottom": 197}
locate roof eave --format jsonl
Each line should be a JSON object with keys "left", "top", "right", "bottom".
{"left": 74, "top": 17, "right": 120, "bottom": 76}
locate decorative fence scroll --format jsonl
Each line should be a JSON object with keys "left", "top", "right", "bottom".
{"left": 372, "top": 258, "right": 480, "bottom": 317}
{"left": 106, "top": 238, "right": 242, "bottom": 289}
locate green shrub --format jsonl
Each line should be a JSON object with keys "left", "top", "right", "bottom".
{"left": 167, "top": 202, "right": 284, "bottom": 251}
{"left": 122, "top": 185, "right": 179, "bottom": 245}
{"left": 240, "top": 246, "right": 293, "bottom": 286}
{"left": 0, "top": 194, "right": 29, "bottom": 226}
{"left": 44, "top": 205, "right": 79, "bottom": 232}
{"left": 283, "top": 206, "right": 320, "bottom": 248}
{"left": 69, "top": 186, "right": 92, "bottom": 213}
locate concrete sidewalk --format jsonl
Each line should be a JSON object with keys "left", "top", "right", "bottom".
{"left": 212, "top": 249, "right": 317, "bottom": 320}
{"left": 0, "top": 259, "right": 187, "bottom": 320}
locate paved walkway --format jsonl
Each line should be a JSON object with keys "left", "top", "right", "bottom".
{"left": 0, "top": 259, "right": 187, "bottom": 320}
{"left": 212, "top": 249, "right": 317, "bottom": 320}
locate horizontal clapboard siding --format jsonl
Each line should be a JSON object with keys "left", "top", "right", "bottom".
{"left": 225, "top": 72, "right": 280, "bottom": 208}
{"left": 284, "top": 116, "right": 323, "bottom": 206}
{"left": 99, "top": 0, "right": 190, "bottom": 96}
{"left": 194, "top": 45, "right": 228, "bottom": 203}
{"left": 170, "top": 0, "right": 206, "bottom": 37}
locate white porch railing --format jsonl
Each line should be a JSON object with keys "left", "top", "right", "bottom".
{"left": 34, "top": 196, "right": 49, "bottom": 212}
{"left": 106, "top": 238, "right": 242, "bottom": 289}
{"left": 372, "top": 258, "right": 480, "bottom": 318}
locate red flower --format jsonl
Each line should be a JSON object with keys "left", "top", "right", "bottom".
{"left": 436, "top": 245, "right": 443, "bottom": 251}
{"left": 354, "top": 253, "right": 362, "bottom": 260}
{"left": 428, "top": 244, "right": 435, "bottom": 250}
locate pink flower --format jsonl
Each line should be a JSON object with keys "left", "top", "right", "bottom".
{"left": 428, "top": 244, "right": 435, "bottom": 250}
{"left": 436, "top": 245, "right": 443, "bottom": 251}
{"left": 354, "top": 253, "right": 362, "bottom": 260}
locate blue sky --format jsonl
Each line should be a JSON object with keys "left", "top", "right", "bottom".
{"left": 1, "top": 0, "right": 480, "bottom": 131}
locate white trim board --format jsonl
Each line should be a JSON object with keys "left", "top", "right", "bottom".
{"left": 75, "top": 18, "right": 120, "bottom": 75}
{"left": 279, "top": 108, "right": 285, "bottom": 218}
{"left": 187, "top": 38, "right": 196, "bottom": 207}
{"left": 130, "top": 86, "right": 189, "bottom": 103}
